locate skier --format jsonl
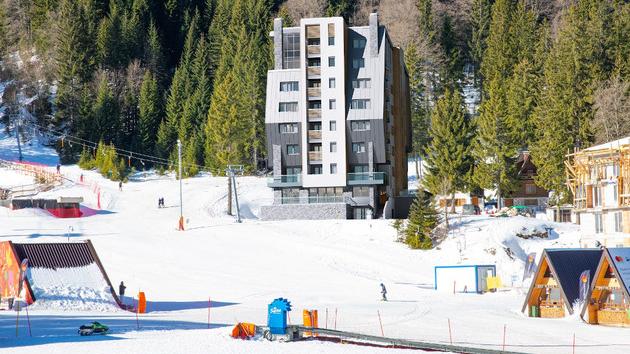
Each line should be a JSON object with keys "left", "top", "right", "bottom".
{"left": 118, "top": 181, "right": 123, "bottom": 191}
{"left": 119, "top": 281, "right": 126, "bottom": 297}
{"left": 380, "top": 283, "right": 387, "bottom": 301}
{"left": 80, "top": 174, "right": 84, "bottom": 183}
{"left": 56, "top": 164, "right": 60, "bottom": 174}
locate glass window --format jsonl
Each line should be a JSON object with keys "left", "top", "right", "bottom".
{"left": 309, "top": 164, "right": 323, "bottom": 175}
{"left": 286, "top": 167, "right": 301, "bottom": 175}
{"left": 287, "top": 144, "right": 299, "bottom": 155}
{"left": 351, "top": 99, "right": 370, "bottom": 109}
{"left": 328, "top": 56, "right": 335, "bottom": 67}
{"left": 329, "top": 99, "right": 336, "bottom": 110}
{"left": 525, "top": 184, "right": 537, "bottom": 194}
{"left": 307, "top": 38, "right": 320, "bottom": 45}
{"left": 280, "top": 81, "right": 299, "bottom": 92}
{"left": 352, "top": 58, "right": 365, "bottom": 69}
{"left": 615, "top": 212, "right": 623, "bottom": 232}
{"left": 328, "top": 36, "right": 335, "bottom": 45}
{"left": 279, "top": 102, "right": 298, "bottom": 112}
{"left": 279, "top": 123, "right": 298, "bottom": 133}
{"left": 309, "top": 122, "right": 322, "bottom": 130}
{"left": 330, "top": 163, "right": 337, "bottom": 174}
{"left": 352, "top": 142, "right": 366, "bottom": 153}
{"left": 308, "top": 58, "right": 321, "bottom": 67}
{"left": 282, "top": 33, "right": 300, "bottom": 69}
{"left": 353, "top": 38, "right": 366, "bottom": 48}
{"left": 594, "top": 186, "right": 602, "bottom": 207}
{"left": 595, "top": 213, "right": 603, "bottom": 234}
{"left": 353, "top": 165, "right": 368, "bottom": 173}
{"left": 351, "top": 120, "right": 370, "bottom": 131}
{"left": 330, "top": 142, "right": 337, "bottom": 152}
{"left": 352, "top": 78, "right": 371, "bottom": 89}
{"left": 353, "top": 186, "right": 369, "bottom": 197}
{"left": 309, "top": 144, "right": 322, "bottom": 152}
{"left": 329, "top": 78, "right": 336, "bottom": 88}
{"left": 308, "top": 101, "right": 321, "bottom": 109}
{"left": 308, "top": 80, "right": 321, "bottom": 88}
{"left": 330, "top": 121, "right": 336, "bottom": 131}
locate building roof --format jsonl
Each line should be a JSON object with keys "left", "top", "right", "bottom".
{"left": 582, "top": 137, "right": 630, "bottom": 152}
{"left": 13, "top": 242, "right": 96, "bottom": 269}
{"left": 545, "top": 249, "right": 603, "bottom": 307}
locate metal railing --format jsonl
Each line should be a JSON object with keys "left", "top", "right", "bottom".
{"left": 267, "top": 174, "right": 301, "bottom": 187}
{"left": 277, "top": 195, "right": 346, "bottom": 205}
{"left": 347, "top": 172, "right": 386, "bottom": 185}
{"left": 307, "top": 45, "right": 321, "bottom": 56}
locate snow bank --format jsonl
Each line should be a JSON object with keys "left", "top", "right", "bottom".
{"left": 27, "top": 264, "right": 119, "bottom": 311}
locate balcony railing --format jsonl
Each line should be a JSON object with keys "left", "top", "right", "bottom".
{"left": 307, "top": 87, "right": 321, "bottom": 98}
{"left": 278, "top": 195, "right": 346, "bottom": 205}
{"left": 308, "top": 130, "right": 322, "bottom": 141}
{"left": 308, "top": 151, "right": 322, "bottom": 161}
{"left": 307, "top": 109, "right": 321, "bottom": 119}
{"left": 267, "top": 174, "right": 302, "bottom": 187}
{"left": 347, "top": 172, "right": 386, "bottom": 185}
{"left": 307, "top": 67, "right": 321, "bottom": 77}
{"left": 307, "top": 45, "right": 321, "bottom": 56}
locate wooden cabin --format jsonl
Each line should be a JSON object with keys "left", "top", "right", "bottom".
{"left": 522, "top": 249, "right": 602, "bottom": 318}
{"left": 581, "top": 248, "right": 630, "bottom": 327}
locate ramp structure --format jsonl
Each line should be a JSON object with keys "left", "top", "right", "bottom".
{"left": 0, "top": 240, "right": 121, "bottom": 310}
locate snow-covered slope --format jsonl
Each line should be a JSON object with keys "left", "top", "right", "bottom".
{"left": 1, "top": 130, "right": 629, "bottom": 354}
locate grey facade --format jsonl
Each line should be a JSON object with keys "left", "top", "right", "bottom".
{"left": 262, "top": 13, "right": 411, "bottom": 220}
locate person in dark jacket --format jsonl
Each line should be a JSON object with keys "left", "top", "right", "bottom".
{"left": 380, "top": 283, "right": 387, "bottom": 301}
{"left": 119, "top": 281, "right": 126, "bottom": 297}
{"left": 119, "top": 181, "right": 123, "bottom": 191}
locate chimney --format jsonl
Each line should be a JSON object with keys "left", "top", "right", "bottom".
{"left": 273, "top": 18, "right": 283, "bottom": 70}
{"left": 369, "top": 13, "right": 378, "bottom": 58}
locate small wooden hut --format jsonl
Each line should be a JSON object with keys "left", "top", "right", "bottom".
{"left": 522, "top": 249, "right": 602, "bottom": 318}
{"left": 581, "top": 248, "right": 630, "bottom": 327}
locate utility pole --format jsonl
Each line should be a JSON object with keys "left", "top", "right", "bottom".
{"left": 227, "top": 176, "right": 232, "bottom": 215}
{"left": 14, "top": 114, "right": 23, "bottom": 162}
{"left": 177, "top": 139, "right": 184, "bottom": 231}
{"left": 225, "top": 165, "right": 242, "bottom": 223}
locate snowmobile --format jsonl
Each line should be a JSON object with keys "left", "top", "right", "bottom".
{"left": 78, "top": 321, "right": 109, "bottom": 336}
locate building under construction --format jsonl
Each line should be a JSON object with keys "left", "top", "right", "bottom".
{"left": 566, "top": 137, "right": 630, "bottom": 247}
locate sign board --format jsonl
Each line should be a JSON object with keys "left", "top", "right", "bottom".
{"left": 607, "top": 248, "right": 630, "bottom": 296}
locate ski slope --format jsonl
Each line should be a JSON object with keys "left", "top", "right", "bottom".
{"left": 1, "top": 131, "right": 629, "bottom": 354}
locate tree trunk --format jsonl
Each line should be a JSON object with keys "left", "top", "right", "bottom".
{"left": 415, "top": 153, "right": 420, "bottom": 180}
{"left": 450, "top": 192, "right": 456, "bottom": 213}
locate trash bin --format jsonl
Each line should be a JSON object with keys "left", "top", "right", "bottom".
{"left": 531, "top": 305, "right": 539, "bottom": 317}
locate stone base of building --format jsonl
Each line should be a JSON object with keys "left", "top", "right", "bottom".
{"left": 260, "top": 203, "right": 351, "bottom": 220}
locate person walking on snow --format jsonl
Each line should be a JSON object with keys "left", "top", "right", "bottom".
{"left": 56, "top": 164, "right": 60, "bottom": 174}
{"left": 119, "top": 181, "right": 123, "bottom": 191}
{"left": 380, "top": 283, "right": 387, "bottom": 301}
{"left": 119, "top": 281, "right": 126, "bottom": 297}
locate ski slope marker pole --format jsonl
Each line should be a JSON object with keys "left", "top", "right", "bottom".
{"left": 25, "top": 304, "right": 32, "bottom": 337}
{"left": 377, "top": 310, "right": 384, "bottom": 336}
{"left": 572, "top": 333, "right": 575, "bottom": 354}
{"left": 135, "top": 298, "right": 140, "bottom": 330}
{"left": 208, "top": 297, "right": 212, "bottom": 329}
{"left": 325, "top": 308, "right": 328, "bottom": 329}
{"left": 502, "top": 324, "right": 506, "bottom": 352}
{"left": 334, "top": 308, "right": 337, "bottom": 330}
{"left": 447, "top": 318, "right": 452, "bottom": 345}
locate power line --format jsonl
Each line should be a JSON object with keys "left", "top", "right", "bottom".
{"left": 24, "top": 121, "right": 220, "bottom": 172}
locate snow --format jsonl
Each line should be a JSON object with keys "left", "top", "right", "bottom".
{"left": 27, "top": 265, "right": 120, "bottom": 311}
{"left": 583, "top": 136, "right": 630, "bottom": 152}
{"left": 1, "top": 132, "right": 630, "bottom": 353}
{"left": 0, "top": 168, "right": 35, "bottom": 188}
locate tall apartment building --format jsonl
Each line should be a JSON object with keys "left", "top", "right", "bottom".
{"left": 260, "top": 13, "right": 411, "bottom": 220}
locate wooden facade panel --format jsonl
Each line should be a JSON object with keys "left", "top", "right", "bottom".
{"left": 586, "top": 185, "right": 594, "bottom": 208}
{"left": 540, "top": 306, "right": 565, "bottom": 318}
{"left": 623, "top": 211, "right": 630, "bottom": 233}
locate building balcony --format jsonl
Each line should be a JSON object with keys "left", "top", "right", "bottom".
{"left": 307, "top": 87, "right": 321, "bottom": 98}
{"left": 307, "top": 67, "right": 321, "bottom": 77}
{"left": 267, "top": 174, "right": 302, "bottom": 188}
{"left": 307, "top": 108, "right": 321, "bottom": 119}
{"left": 347, "top": 172, "right": 386, "bottom": 185}
{"left": 307, "top": 45, "right": 321, "bottom": 57}
{"left": 308, "top": 151, "right": 322, "bottom": 162}
{"left": 308, "top": 130, "right": 322, "bottom": 141}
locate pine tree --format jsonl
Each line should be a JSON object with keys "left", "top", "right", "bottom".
{"left": 404, "top": 191, "right": 440, "bottom": 250}
{"left": 96, "top": 2, "right": 123, "bottom": 69}
{"left": 481, "top": 0, "right": 514, "bottom": 85}
{"left": 139, "top": 70, "right": 162, "bottom": 155}
{"left": 326, "top": 0, "right": 355, "bottom": 22}
{"left": 405, "top": 42, "right": 431, "bottom": 178}
{"left": 417, "top": 0, "right": 435, "bottom": 44}
{"left": 424, "top": 88, "right": 473, "bottom": 199}
{"left": 156, "top": 66, "right": 184, "bottom": 158}
{"left": 472, "top": 77, "right": 518, "bottom": 206}
{"left": 144, "top": 19, "right": 166, "bottom": 85}
{"left": 505, "top": 59, "right": 538, "bottom": 149}
{"left": 92, "top": 74, "right": 119, "bottom": 144}
{"left": 439, "top": 14, "right": 461, "bottom": 84}
{"left": 469, "top": 0, "right": 492, "bottom": 86}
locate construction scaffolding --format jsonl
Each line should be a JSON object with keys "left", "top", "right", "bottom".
{"left": 565, "top": 138, "right": 630, "bottom": 211}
